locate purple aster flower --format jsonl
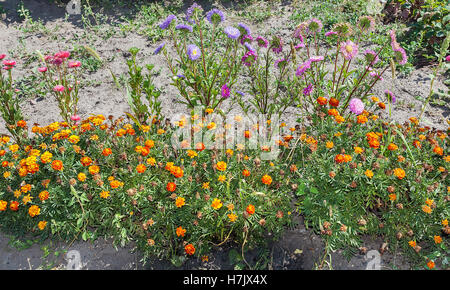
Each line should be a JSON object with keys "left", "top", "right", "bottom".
{"left": 236, "top": 90, "right": 245, "bottom": 96}
{"left": 153, "top": 42, "right": 165, "bottom": 55}
{"left": 309, "top": 55, "right": 324, "bottom": 62}
{"left": 385, "top": 90, "right": 396, "bottom": 104}
{"left": 221, "top": 84, "right": 230, "bottom": 98}
{"left": 244, "top": 42, "right": 255, "bottom": 52}
{"left": 177, "top": 74, "right": 185, "bottom": 79}
{"left": 224, "top": 26, "right": 240, "bottom": 40}
{"left": 206, "top": 8, "right": 225, "bottom": 24}
{"left": 349, "top": 98, "right": 364, "bottom": 115}
{"left": 187, "top": 44, "right": 201, "bottom": 61}
{"left": 295, "top": 60, "right": 311, "bottom": 77}
{"left": 242, "top": 51, "right": 257, "bottom": 66}
{"left": 237, "top": 23, "right": 251, "bottom": 36}
{"left": 240, "top": 34, "right": 253, "bottom": 45}
{"left": 364, "top": 49, "right": 380, "bottom": 65}
{"left": 303, "top": 84, "right": 313, "bottom": 96}
{"left": 176, "top": 24, "right": 193, "bottom": 32}
{"left": 256, "top": 36, "right": 269, "bottom": 48}
{"left": 159, "top": 14, "right": 177, "bottom": 29}
{"left": 340, "top": 40, "right": 358, "bottom": 60}
{"left": 186, "top": 2, "right": 203, "bottom": 23}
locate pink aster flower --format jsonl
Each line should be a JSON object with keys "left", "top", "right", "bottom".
{"left": 3, "top": 60, "right": 16, "bottom": 67}
{"left": 71, "top": 114, "right": 81, "bottom": 122}
{"left": 53, "top": 85, "right": 65, "bottom": 92}
{"left": 349, "top": 98, "right": 364, "bottom": 115}
{"left": 0, "top": 54, "right": 6, "bottom": 60}
{"left": 309, "top": 55, "right": 324, "bottom": 62}
{"left": 38, "top": 67, "right": 48, "bottom": 73}
{"left": 295, "top": 60, "right": 311, "bottom": 77}
{"left": 340, "top": 40, "right": 358, "bottom": 60}
{"left": 55, "top": 51, "right": 70, "bottom": 59}
{"left": 446, "top": 55, "right": 450, "bottom": 62}
{"left": 68, "top": 61, "right": 81, "bottom": 68}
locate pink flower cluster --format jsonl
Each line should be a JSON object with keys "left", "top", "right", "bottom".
{"left": 1, "top": 54, "right": 16, "bottom": 71}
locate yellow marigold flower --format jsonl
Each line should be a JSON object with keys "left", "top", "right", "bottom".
{"left": 228, "top": 212, "right": 237, "bottom": 222}
{"left": 216, "top": 161, "right": 227, "bottom": 171}
{"left": 211, "top": 198, "right": 223, "bottom": 210}
{"left": 202, "top": 182, "right": 210, "bottom": 189}
{"left": 90, "top": 134, "right": 99, "bottom": 141}
{"left": 110, "top": 180, "right": 124, "bottom": 189}
{"left": 157, "top": 129, "right": 165, "bottom": 135}
{"left": 205, "top": 108, "right": 214, "bottom": 114}
{"left": 9, "top": 144, "right": 19, "bottom": 153}
{"left": 0, "top": 200, "right": 7, "bottom": 211}
{"left": 78, "top": 172, "right": 87, "bottom": 182}
{"left": 89, "top": 165, "right": 100, "bottom": 175}
{"left": 28, "top": 205, "right": 40, "bottom": 217}
{"left": 443, "top": 219, "right": 448, "bottom": 226}
{"left": 38, "top": 221, "right": 47, "bottom": 230}
{"left": 22, "top": 194, "right": 33, "bottom": 205}
{"left": 354, "top": 147, "right": 364, "bottom": 154}
{"left": 14, "top": 190, "right": 21, "bottom": 198}
{"left": 227, "top": 204, "right": 234, "bottom": 211}
{"left": 68, "top": 135, "right": 80, "bottom": 144}
{"left": 218, "top": 175, "right": 226, "bottom": 183}
{"left": 175, "top": 196, "right": 185, "bottom": 208}
{"left": 146, "top": 157, "right": 156, "bottom": 166}
{"left": 3, "top": 171, "right": 10, "bottom": 179}
{"left": 326, "top": 141, "right": 334, "bottom": 149}
{"left": 365, "top": 169, "right": 374, "bottom": 179}
{"left": 100, "top": 191, "right": 110, "bottom": 199}
{"left": 187, "top": 150, "right": 197, "bottom": 158}
{"left": 334, "top": 132, "right": 342, "bottom": 137}
{"left": 371, "top": 96, "right": 379, "bottom": 102}
{"left": 21, "top": 184, "right": 32, "bottom": 193}
{"left": 207, "top": 122, "right": 216, "bottom": 130}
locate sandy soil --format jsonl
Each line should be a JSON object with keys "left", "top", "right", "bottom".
{"left": 0, "top": 0, "right": 447, "bottom": 270}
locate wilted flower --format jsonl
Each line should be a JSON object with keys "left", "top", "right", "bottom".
{"left": 364, "top": 49, "right": 379, "bottom": 65}
{"left": 358, "top": 16, "right": 375, "bottom": 32}
{"left": 307, "top": 18, "right": 323, "bottom": 34}
{"left": 295, "top": 60, "right": 311, "bottom": 77}
{"left": 186, "top": 2, "right": 203, "bottom": 23}
{"left": 241, "top": 50, "right": 257, "bottom": 66}
{"left": 271, "top": 36, "right": 283, "bottom": 54}
{"left": 256, "top": 36, "right": 269, "bottom": 47}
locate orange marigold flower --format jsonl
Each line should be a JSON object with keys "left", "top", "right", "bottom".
{"left": 40, "top": 151, "right": 53, "bottom": 164}
{"left": 80, "top": 156, "right": 92, "bottom": 167}
{"left": 175, "top": 196, "right": 185, "bottom": 208}
{"left": 425, "top": 198, "right": 434, "bottom": 206}
{"left": 195, "top": 142, "right": 205, "bottom": 151}
{"left": 357, "top": 115, "right": 368, "bottom": 124}
{"left": 171, "top": 166, "right": 184, "bottom": 178}
{"left": 39, "top": 191, "right": 49, "bottom": 201}
{"left": 52, "top": 160, "right": 63, "bottom": 171}
{"left": 246, "top": 204, "right": 255, "bottom": 215}
{"left": 389, "top": 194, "right": 397, "bottom": 201}
{"left": 335, "top": 154, "right": 346, "bottom": 163}
{"left": 393, "top": 168, "right": 405, "bottom": 180}
{"left": 343, "top": 154, "right": 352, "bottom": 162}
{"left": 9, "top": 201, "right": 19, "bottom": 211}
{"left": 378, "top": 102, "right": 386, "bottom": 109}
{"left": 434, "top": 235, "right": 442, "bottom": 244}
{"left": 102, "top": 148, "right": 112, "bottom": 156}
{"left": 316, "top": 96, "right": 328, "bottom": 105}
{"left": 89, "top": 165, "right": 100, "bottom": 175}
{"left": 354, "top": 147, "right": 364, "bottom": 154}
{"left": 176, "top": 226, "right": 186, "bottom": 237}
{"left": 17, "top": 120, "right": 27, "bottom": 128}
{"left": 422, "top": 205, "right": 432, "bottom": 214}
{"left": 242, "top": 169, "right": 250, "bottom": 177}
{"left": 110, "top": 179, "right": 124, "bottom": 189}
{"left": 329, "top": 97, "right": 339, "bottom": 107}
{"left": 68, "top": 135, "right": 80, "bottom": 144}
{"left": 387, "top": 143, "right": 398, "bottom": 151}
{"left": 433, "top": 146, "right": 443, "bottom": 156}
{"left": 167, "top": 182, "right": 177, "bottom": 192}
{"left": 211, "top": 198, "right": 223, "bottom": 210}
{"left": 28, "top": 205, "right": 40, "bottom": 217}
{"left": 427, "top": 260, "right": 435, "bottom": 270}
{"left": 261, "top": 174, "right": 272, "bottom": 185}
{"left": 412, "top": 140, "right": 421, "bottom": 148}
{"left": 327, "top": 109, "right": 339, "bottom": 116}
{"left": 38, "top": 221, "right": 47, "bottom": 230}
{"left": 185, "top": 244, "right": 195, "bottom": 256}
{"left": 145, "top": 139, "right": 154, "bottom": 149}
{"left": 136, "top": 164, "right": 147, "bottom": 173}
{"left": 408, "top": 240, "right": 416, "bottom": 248}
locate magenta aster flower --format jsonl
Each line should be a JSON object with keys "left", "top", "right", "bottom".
{"left": 393, "top": 47, "right": 407, "bottom": 66}
{"left": 0, "top": 54, "right": 6, "bottom": 60}
{"left": 295, "top": 60, "right": 311, "bottom": 77}
{"left": 369, "top": 71, "right": 383, "bottom": 81}
{"left": 242, "top": 51, "right": 257, "bottom": 66}
{"left": 303, "top": 84, "right": 313, "bottom": 96}
{"left": 38, "top": 67, "right": 47, "bottom": 73}
{"left": 340, "top": 40, "right": 358, "bottom": 60}
{"left": 349, "top": 98, "right": 364, "bottom": 115}
{"left": 2, "top": 60, "right": 16, "bottom": 67}
{"left": 256, "top": 36, "right": 269, "bottom": 48}
{"left": 240, "top": 34, "right": 253, "bottom": 45}
{"left": 221, "top": 84, "right": 230, "bottom": 99}
{"left": 325, "top": 31, "right": 337, "bottom": 37}
{"left": 187, "top": 44, "right": 201, "bottom": 61}
{"left": 274, "top": 58, "right": 289, "bottom": 69}
{"left": 53, "top": 85, "right": 65, "bottom": 92}
{"left": 446, "top": 55, "right": 450, "bottom": 62}
{"left": 271, "top": 36, "right": 283, "bottom": 54}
